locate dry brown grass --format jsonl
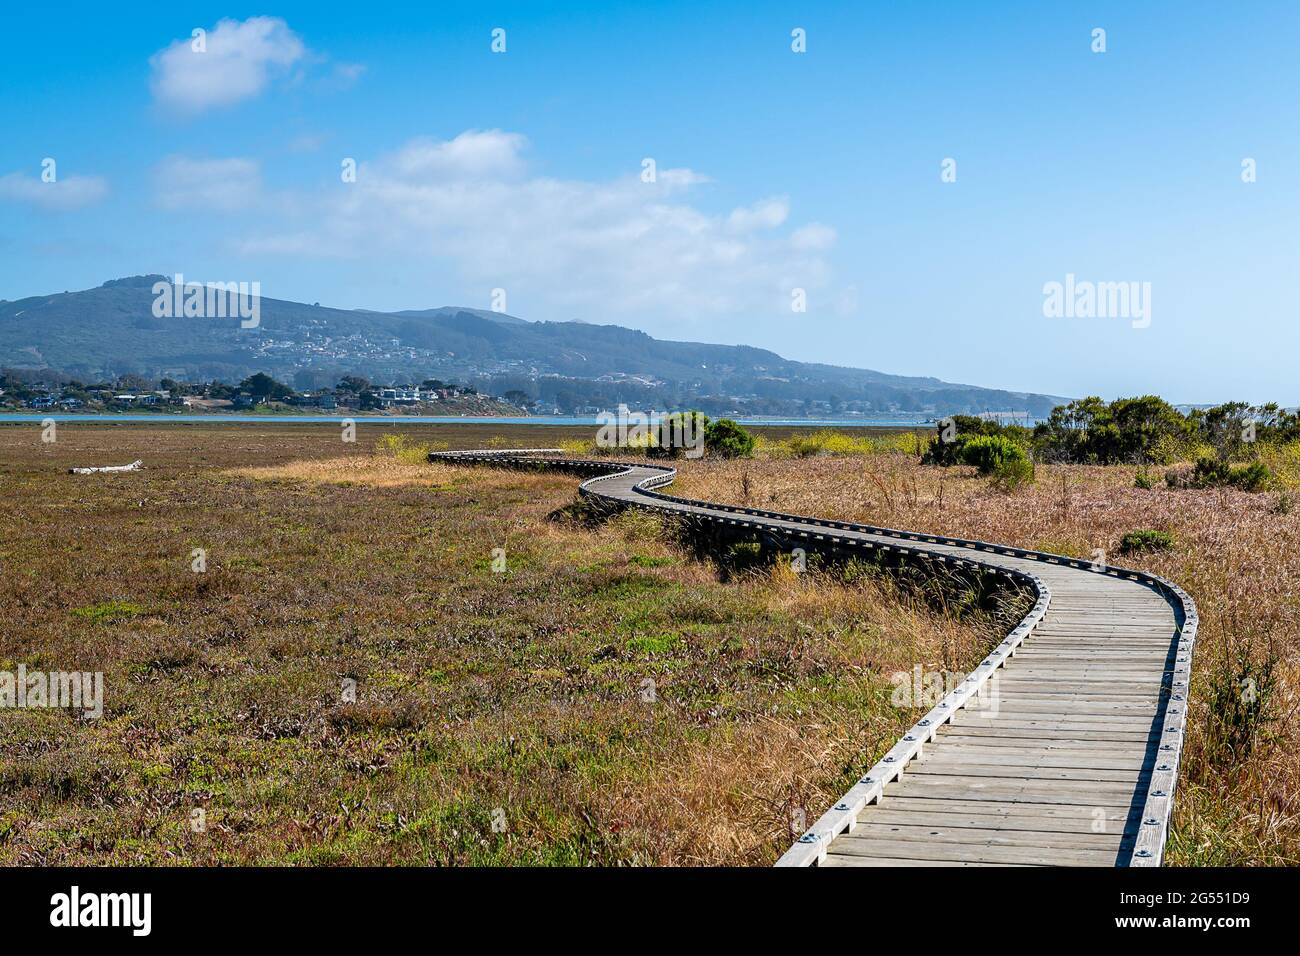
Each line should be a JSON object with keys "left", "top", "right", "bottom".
{"left": 0, "top": 424, "right": 1000, "bottom": 866}
{"left": 673, "top": 453, "right": 1300, "bottom": 865}
{"left": 231, "top": 456, "right": 526, "bottom": 490}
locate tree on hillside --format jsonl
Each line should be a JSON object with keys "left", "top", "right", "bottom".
{"left": 239, "top": 372, "right": 294, "bottom": 401}
{"left": 116, "top": 373, "right": 151, "bottom": 393}
{"left": 337, "top": 375, "right": 371, "bottom": 394}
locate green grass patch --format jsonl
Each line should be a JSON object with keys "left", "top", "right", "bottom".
{"left": 1117, "top": 529, "right": 1174, "bottom": 555}
{"left": 71, "top": 600, "right": 146, "bottom": 623}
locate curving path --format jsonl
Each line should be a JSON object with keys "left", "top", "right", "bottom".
{"left": 430, "top": 449, "right": 1197, "bottom": 867}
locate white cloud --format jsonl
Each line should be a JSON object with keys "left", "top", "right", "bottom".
{"left": 0, "top": 171, "right": 108, "bottom": 210}
{"left": 150, "top": 17, "right": 306, "bottom": 114}
{"left": 790, "top": 223, "right": 837, "bottom": 251}
{"left": 727, "top": 198, "right": 789, "bottom": 233}
{"left": 153, "top": 156, "right": 262, "bottom": 211}
{"left": 390, "top": 130, "right": 528, "bottom": 180}
{"left": 235, "top": 129, "right": 838, "bottom": 318}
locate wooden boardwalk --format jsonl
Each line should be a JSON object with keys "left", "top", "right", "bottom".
{"left": 431, "top": 449, "right": 1197, "bottom": 867}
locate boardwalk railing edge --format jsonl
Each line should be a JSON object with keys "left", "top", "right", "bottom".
{"left": 430, "top": 449, "right": 1198, "bottom": 867}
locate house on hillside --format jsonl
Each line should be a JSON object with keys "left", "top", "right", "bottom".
{"left": 377, "top": 387, "right": 423, "bottom": 407}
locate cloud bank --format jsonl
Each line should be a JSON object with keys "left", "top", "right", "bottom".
{"left": 149, "top": 17, "right": 306, "bottom": 114}
{"left": 0, "top": 171, "right": 108, "bottom": 210}
{"left": 233, "top": 129, "right": 837, "bottom": 318}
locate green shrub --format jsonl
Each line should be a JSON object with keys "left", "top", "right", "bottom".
{"left": 1192, "top": 456, "right": 1232, "bottom": 486}
{"left": 1134, "top": 468, "right": 1155, "bottom": 489}
{"left": 704, "top": 418, "right": 755, "bottom": 459}
{"left": 921, "top": 433, "right": 966, "bottom": 466}
{"left": 990, "top": 456, "right": 1035, "bottom": 492}
{"left": 1117, "top": 529, "right": 1174, "bottom": 555}
{"left": 919, "top": 415, "right": 1027, "bottom": 466}
{"left": 1034, "top": 395, "right": 1191, "bottom": 464}
{"left": 653, "top": 411, "right": 709, "bottom": 458}
{"left": 958, "top": 435, "right": 1028, "bottom": 475}
{"left": 1186, "top": 456, "right": 1274, "bottom": 491}
{"left": 1230, "top": 461, "right": 1273, "bottom": 491}
{"left": 786, "top": 435, "right": 822, "bottom": 458}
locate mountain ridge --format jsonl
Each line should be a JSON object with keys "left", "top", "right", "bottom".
{"left": 0, "top": 275, "right": 1069, "bottom": 417}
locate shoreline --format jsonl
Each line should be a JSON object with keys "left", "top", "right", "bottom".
{"left": 0, "top": 413, "right": 935, "bottom": 429}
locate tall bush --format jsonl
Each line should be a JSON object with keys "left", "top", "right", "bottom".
{"left": 958, "top": 434, "right": 1028, "bottom": 475}
{"left": 705, "top": 418, "right": 755, "bottom": 459}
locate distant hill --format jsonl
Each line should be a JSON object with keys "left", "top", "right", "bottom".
{"left": 0, "top": 275, "right": 1069, "bottom": 417}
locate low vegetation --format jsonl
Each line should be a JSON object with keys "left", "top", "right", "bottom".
{"left": 5, "top": 412, "right": 1298, "bottom": 867}
{"left": 675, "top": 443, "right": 1300, "bottom": 866}
{"left": 1164, "top": 457, "right": 1274, "bottom": 492}
{"left": 0, "top": 423, "right": 999, "bottom": 866}
{"left": 1117, "top": 529, "right": 1174, "bottom": 555}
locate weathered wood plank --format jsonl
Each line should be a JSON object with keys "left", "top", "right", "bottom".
{"left": 828, "top": 835, "right": 1122, "bottom": 866}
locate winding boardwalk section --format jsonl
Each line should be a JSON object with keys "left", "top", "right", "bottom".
{"left": 430, "top": 449, "right": 1198, "bottom": 867}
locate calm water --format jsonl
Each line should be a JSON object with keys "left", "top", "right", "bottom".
{"left": 0, "top": 413, "right": 933, "bottom": 428}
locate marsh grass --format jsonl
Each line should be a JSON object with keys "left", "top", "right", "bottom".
{"left": 0, "top": 424, "right": 997, "bottom": 865}
{"left": 674, "top": 450, "right": 1300, "bottom": 865}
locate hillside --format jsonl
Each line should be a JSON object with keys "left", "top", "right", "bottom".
{"left": 0, "top": 276, "right": 1067, "bottom": 417}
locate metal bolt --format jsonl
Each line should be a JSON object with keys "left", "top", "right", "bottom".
{"left": 797, "top": 833, "right": 818, "bottom": 844}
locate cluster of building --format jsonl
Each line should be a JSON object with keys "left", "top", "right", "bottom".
{"left": 369, "top": 384, "right": 471, "bottom": 408}
{"left": 0, "top": 377, "right": 499, "bottom": 414}
{"left": 11, "top": 387, "right": 182, "bottom": 410}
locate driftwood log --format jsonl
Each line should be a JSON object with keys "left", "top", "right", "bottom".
{"left": 68, "top": 460, "right": 144, "bottom": 475}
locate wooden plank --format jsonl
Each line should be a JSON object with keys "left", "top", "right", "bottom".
{"left": 948, "top": 712, "right": 1158, "bottom": 728}
{"left": 861, "top": 796, "right": 1133, "bottom": 825}
{"left": 908, "top": 762, "right": 1142, "bottom": 783}
{"left": 925, "top": 738, "right": 1152, "bottom": 758}
{"left": 991, "top": 701, "right": 1160, "bottom": 715}
{"left": 917, "top": 750, "right": 1147, "bottom": 770}
{"left": 855, "top": 806, "right": 1130, "bottom": 835}
{"left": 828, "top": 834, "right": 1122, "bottom": 866}
{"left": 889, "top": 778, "right": 1143, "bottom": 808}
{"left": 847, "top": 822, "right": 1129, "bottom": 851}
{"left": 939, "top": 725, "right": 1153, "bottom": 743}
{"left": 821, "top": 855, "right": 1028, "bottom": 867}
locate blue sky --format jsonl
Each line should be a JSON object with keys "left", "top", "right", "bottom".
{"left": 2, "top": 1, "right": 1297, "bottom": 403}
